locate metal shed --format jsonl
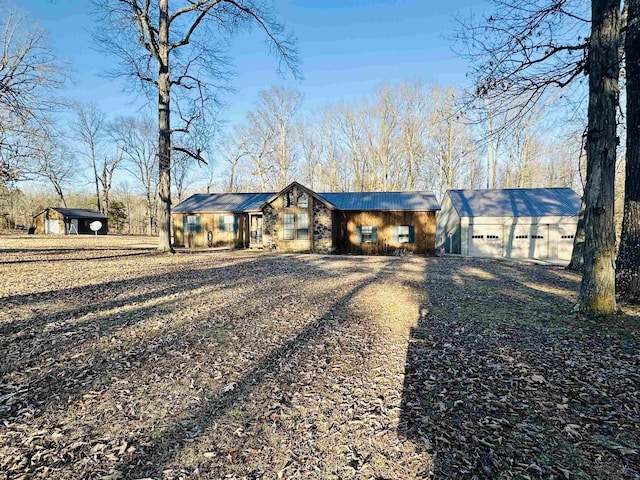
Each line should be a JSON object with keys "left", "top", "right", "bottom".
{"left": 436, "top": 188, "right": 581, "bottom": 261}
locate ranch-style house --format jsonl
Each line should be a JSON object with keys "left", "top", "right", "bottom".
{"left": 172, "top": 181, "right": 440, "bottom": 255}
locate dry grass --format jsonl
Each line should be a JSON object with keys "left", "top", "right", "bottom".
{"left": 0, "top": 235, "right": 638, "bottom": 479}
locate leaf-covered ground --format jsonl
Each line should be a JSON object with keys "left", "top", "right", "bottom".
{"left": 0, "top": 235, "right": 639, "bottom": 479}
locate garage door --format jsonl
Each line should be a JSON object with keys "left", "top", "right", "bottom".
{"left": 510, "top": 224, "right": 549, "bottom": 259}
{"left": 557, "top": 224, "right": 577, "bottom": 261}
{"left": 470, "top": 225, "right": 503, "bottom": 257}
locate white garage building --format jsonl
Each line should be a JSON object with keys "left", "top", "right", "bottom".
{"left": 437, "top": 188, "right": 581, "bottom": 260}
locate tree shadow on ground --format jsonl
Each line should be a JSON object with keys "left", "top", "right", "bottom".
{"left": 0, "top": 254, "right": 347, "bottom": 412}
{"left": 0, "top": 250, "right": 154, "bottom": 265}
{"left": 108, "top": 259, "right": 399, "bottom": 479}
{"left": 3, "top": 253, "right": 428, "bottom": 479}
{"left": 399, "top": 257, "right": 640, "bottom": 479}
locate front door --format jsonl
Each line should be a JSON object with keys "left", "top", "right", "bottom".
{"left": 250, "top": 215, "right": 263, "bottom": 245}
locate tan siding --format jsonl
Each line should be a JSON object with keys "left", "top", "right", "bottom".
{"left": 339, "top": 211, "right": 436, "bottom": 255}
{"left": 172, "top": 213, "right": 247, "bottom": 248}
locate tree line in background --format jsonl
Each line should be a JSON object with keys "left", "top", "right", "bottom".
{"left": 220, "top": 83, "right": 581, "bottom": 199}
{"left": 0, "top": 80, "right": 587, "bottom": 235}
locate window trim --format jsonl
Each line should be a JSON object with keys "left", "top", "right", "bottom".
{"left": 396, "top": 225, "right": 414, "bottom": 244}
{"left": 185, "top": 215, "right": 201, "bottom": 233}
{"left": 296, "top": 213, "right": 309, "bottom": 240}
{"left": 283, "top": 213, "right": 295, "bottom": 240}
{"left": 223, "top": 215, "right": 235, "bottom": 232}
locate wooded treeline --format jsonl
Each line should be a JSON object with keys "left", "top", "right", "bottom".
{"left": 220, "top": 84, "right": 581, "bottom": 198}
{"left": 1, "top": 80, "right": 587, "bottom": 234}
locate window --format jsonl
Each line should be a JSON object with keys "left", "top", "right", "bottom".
{"left": 472, "top": 235, "right": 484, "bottom": 239}
{"left": 362, "top": 226, "right": 374, "bottom": 243}
{"left": 393, "top": 225, "right": 414, "bottom": 244}
{"left": 531, "top": 235, "right": 544, "bottom": 239}
{"left": 358, "top": 226, "right": 377, "bottom": 243}
{"left": 297, "top": 213, "right": 309, "bottom": 239}
{"left": 515, "top": 235, "right": 528, "bottom": 239}
{"left": 486, "top": 235, "right": 499, "bottom": 239}
{"left": 283, "top": 214, "right": 295, "bottom": 240}
{"left": 284, "top": 191, "right": 294, "bottom": 207}
{"left": 297, "top": 191, "right": 308, "bottom": 208}
{"left": 561, "top": 234, "right": 574, "bottom": 239}
{"left": 221, "top": 215, "right": 235, "bottom": 232}
{"left": 184, "top": 215, "right": 201, "bottom": 233}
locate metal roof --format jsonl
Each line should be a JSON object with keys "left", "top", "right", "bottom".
{"left": 446, "top": 188, "right": 581, "bottom": 218}
{"left": 174, "top": 190, "right": 441, "bottom": 213}
{"left": 37, "top": 208, "right": 108, "bottom": 219}
{"left": 317, "top": 191, "right": 441, "bottom": 211}
{"left": 173, "top": 193, "right": 275, "bottom": 213}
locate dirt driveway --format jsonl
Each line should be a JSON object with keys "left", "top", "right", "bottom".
{"left": 0, "top": 236, "right": 638, "bottom": 479}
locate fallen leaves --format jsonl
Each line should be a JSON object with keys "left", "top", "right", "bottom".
{"left": 0, "top": 239, "right": 639, "bottom": 479}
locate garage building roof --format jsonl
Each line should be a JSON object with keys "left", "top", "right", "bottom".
{"left": 447, "top": 188, "right": 581, "bottom": 218}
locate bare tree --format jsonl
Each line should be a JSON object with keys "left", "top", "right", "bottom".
{"left": 100, "top": 147, "right": 124, "bottom": 218}
{"left": 109, "top": 116, "right": 158, "bottom": 236}
{"left": 426, "top": 86, "right": 476, "bottom": 199}
{"left": 335, "top": 103, "right": 369, "bottom": 192}
{"left": 576, "top": 0, "right": 621, "bottom": 314}
{"left": 0, "top": 9, "right": 64, "bottom": 184}
{"left": 241, "top": 112, "right": 275, "bottom": 192}
{"left": 92, "top": 0, "right": 299, "bottom": 252}
{"left": 219, "top": 126, "right": 250, "bottom": 192}
{"left": 28, "top": 130, "right": 76, "bottom": 207}
{"left": 617, "top": 0, "right": 640, "bottom": 302}
{"left": 367, "top": 84, "right": 400, "bottom": 191}
{"left": 0, "top": 10, "right": 63, "bottom": 122}
{"left": 245, "top": 86, "right": 303, "bottom": 189}
{"left": 397, "top": 80, "right": 428, "bottom": 191}
{"left": 70, "top": 102, "right": 106, "bottom": 212}
{"left": 297, "top": 117, "right": 324, "bottom": 190}
{"left": 457, "top": 0, "right": 622, "bottom": 315}
{"left": 455, "top": 0, "right": 590, "bottom": 122}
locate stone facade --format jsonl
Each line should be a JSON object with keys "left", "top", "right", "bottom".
{"left": 312, "top": 200, "right": 333, "bottom": 253}
{"left": 262, "top": 204, "right": 279, "bottom": 247}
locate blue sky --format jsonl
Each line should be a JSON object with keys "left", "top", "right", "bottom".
{"left": 19, "top": 0, "right": 485, "bottom": 123}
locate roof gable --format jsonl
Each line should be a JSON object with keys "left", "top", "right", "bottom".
{"left": 446, "top": 188, "right": 581, "bottom": 218}
{"left": 261, "top": 181, "right": 336, "bottom": 210}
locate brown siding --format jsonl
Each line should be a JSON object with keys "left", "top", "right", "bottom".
{"left": 172, "top": 213, "right": 247, "bottom": 248}
{"left": 336, "top": 211, "right": 436, "bottom": 255}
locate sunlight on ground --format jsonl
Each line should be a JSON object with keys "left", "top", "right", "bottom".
{"left": 458, "top": 266, "right": 497, "bottom": 280}
{"left": 521, "top": 281, "right": 577, "bottom": 301}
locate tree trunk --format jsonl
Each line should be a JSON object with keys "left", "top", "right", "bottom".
{"left": 157, "top": 0, "right": 173, "bottom": 252}
{"left": 147, "top": 193, "right": 154, "bottom": 236}
{"left": 567, "top": 196, "right": 586, "bottom": 271}
{"left": 616, "top": 0, "right": 640, "bottom": 302}
{"left": 576, "top": 0, "right": 620, "bottom": 315}
{"left": 92, "top": 152, "right": 101, "bottom": 213}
